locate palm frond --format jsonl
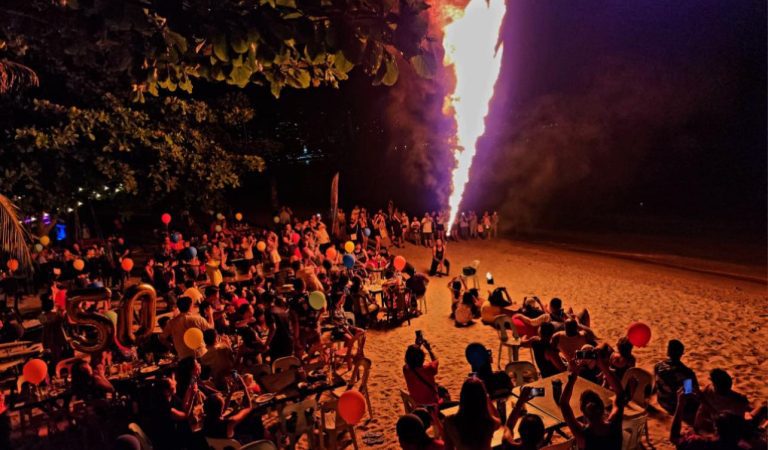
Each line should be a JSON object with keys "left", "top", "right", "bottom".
{"left": 0, "top": 59, "right": 39, "bottom": 95}
{"left": 0, "top": 194, "right": 33, "bottom": 271}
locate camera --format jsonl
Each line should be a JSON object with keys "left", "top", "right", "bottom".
{"left": 529, "top": 387, "right": 545, "bottom": 397}
{"left": 575, "top": 349, "right": 598, "bottom": 360}
{"left": 486, "top": 272, "right": 494, "bottom": 285}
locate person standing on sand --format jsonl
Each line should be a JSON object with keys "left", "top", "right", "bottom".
{"left": 469, "top": 212, "right": 478, "bottom": 239}
{"left": 491, "top": 212, "right": 499, "bottom": 238}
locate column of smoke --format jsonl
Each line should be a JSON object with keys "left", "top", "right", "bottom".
{"left": 385, "top": 46, "right": 727, "bottom": 229}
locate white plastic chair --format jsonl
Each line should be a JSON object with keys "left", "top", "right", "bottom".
{"left": 206, "top": 437, "right": 242, "bottom": 450}
{"left": 493, "top": 315, "right": 522, "bottom": 369}
{"left": 348, "top": 357, "right": 373, "bottom": 420}
{"left": 621, "top": 367, "right": 654, "bottom": 409}
{"left": 128, "top": 422, "right": 153, "bottom": 450}
{"left": 272, "top": 356, "right": 302, "bottom": 374}
{"left": 504, "top": 361, "right": 538, "bottom": 387}
{"left": 542, "top": 439, "right": 576, "bottom": 450}
{"left": 240, "top": 440, "right": 277, "bottom": 450}
{"left": 622, "top": 413, "right": 648, "bottom": 450}
{"left": 278, "top": 397, "right": 317, "bottom": 449}
{"left": 318, "top": 397, "right": 359, "bottom": 450}
{"left": 399, "top": 388, "right": 415, "bottom": 414}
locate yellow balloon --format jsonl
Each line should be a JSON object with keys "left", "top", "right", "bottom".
{"left": 73, "top": 259, "right": 85, "bottom": 271}
{"left": 344, "top": 241, "right": 355, "bottom": 253}
{"left": 39, "top": 236, "right": 50, "bottom": 246}
{"left": 183, "top": 327, "right": 204, "bottom": 349}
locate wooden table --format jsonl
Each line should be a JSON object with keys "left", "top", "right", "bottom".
{"left": 441, "top": 396, "right": 562, "bottom": 448}
{"left": 512, "top": 372, "right": 615, "bottom": 424}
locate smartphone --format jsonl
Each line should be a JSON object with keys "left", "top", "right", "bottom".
{"left": 576, "top": 349, "right": 598, "bottom": 360}
{"left": 530, "top": 387, "right": 546, "bottom": 397}
{"left": 468, "top": 372, "right": 478, "bottom": 378}
{"left": 415, "top": 330, "right": 424, "bottom": 346}
{"left": 486, "top": 272, "right": 494, "bottom": 285}
{"left": 683, "top": 378, "right": 693, "bottom": 395}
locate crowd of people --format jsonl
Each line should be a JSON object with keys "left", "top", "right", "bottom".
{"left": 0, "top": 203, "right": 764, "bottom": 450}
{"left": 398, "top": 292, "right": 767, "bottom": 449}
{"left": 0, "top": 204, "right": 453, "bottom": 449}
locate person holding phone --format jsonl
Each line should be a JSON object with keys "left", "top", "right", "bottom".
{"left": 503, "top": 386, "right": 547, "bottom": 449}
{"left": 403, "top": 339, "right": 443, "bottom": 407}
{"left": 671, "top": 390, "right": 750, "bottom": 449}
{"left": 558, "top": 351, "right": 627, "bottom": 450}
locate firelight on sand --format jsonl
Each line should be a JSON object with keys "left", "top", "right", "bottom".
{"left": 442, "top": 0, "right": 506, "bottom": 233}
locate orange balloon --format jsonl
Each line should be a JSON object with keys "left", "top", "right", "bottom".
{"left": 23, "top": 359, "right": 48, "bottom": 385}
{"left": 393, "top": 255, "right": 406, "bottom": 272}
{"left": 256, "top": 241, "right": 266, "bottom": 252}
{"left": 121, "top": 258, "right": 134, "bottom": 272}
{"left": 325, "top": 246, "right": 338, "bottom": 260}
{"left": 337, "top": 390, "right": 366, "bottom": 425}
{"left": 6, "top": 259, "right": 19, "bottom": 271}
{"left": 72, "top": 259, "right": 85, "bottom": 271}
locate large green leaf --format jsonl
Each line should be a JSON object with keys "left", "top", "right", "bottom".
{"left": 334, "top": 51, "right": 354, "bottom": 74}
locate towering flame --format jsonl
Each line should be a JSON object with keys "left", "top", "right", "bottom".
{"left": 441, "top": 0, "right": 506, "bottom": 233}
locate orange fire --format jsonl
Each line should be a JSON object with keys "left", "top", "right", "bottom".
{"left": 439, "top": 0, "right": 506, "bottom": 233}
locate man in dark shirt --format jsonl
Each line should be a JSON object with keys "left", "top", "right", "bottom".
{"left": 655, "top": 339, "right": 698, "bottom": 415}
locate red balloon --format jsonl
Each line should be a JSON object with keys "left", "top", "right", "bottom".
{"left": 161, "top": 213, "right": 172, "bottom": 225}
{"left": 23, "top": 359, "right": 48, "bottom": 385}
{"left": 337, "top": 390, "right": 366, "bottom": 425}
{"left": 291, "top": 232, "right": 300, "bottom": 245}
{"left": 627, "top": 322, "right": 652, "bottom": 347}
{"left": 121, "top": 258, "right": 134, "bottom": 272}
{"left": 325, "top": 247, "right": 337, "bottom": 260}
{"left": 393, "top": 255, "right": 406, "bottom": 272}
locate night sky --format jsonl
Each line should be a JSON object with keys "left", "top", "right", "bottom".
{"left": 248, "top": 0, "right": 766, "bottom": 238}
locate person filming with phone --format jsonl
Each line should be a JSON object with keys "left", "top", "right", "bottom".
{"left": 502, "top": 386, "right": 548, "bottom": 449}
{"left": 558, "top": 345, "right": 628, "bottom": 450}
{"left": 404, "top": 331, "right": 449, "bottom": 407}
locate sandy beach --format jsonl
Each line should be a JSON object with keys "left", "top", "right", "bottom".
{"left": 356, "top": 238, "right": 768, "bottom": 449}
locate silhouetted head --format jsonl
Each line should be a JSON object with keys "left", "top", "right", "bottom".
{"left": 564, "top": 318, "right": 579, "bottom": 336}
{"left": 518, "top": 413, "right": 545, "bottom": 446}
{"left": 667, "top": 339, "right": 685, "bottom": 361}
{"left": 710, "top": 369, "right": 733, "bottom": 394}
{"left": 405, "top": 344, "right": 425, "bottom": 370}
{"left": 580, "top": 389, "right": 605, "bottom": 423}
